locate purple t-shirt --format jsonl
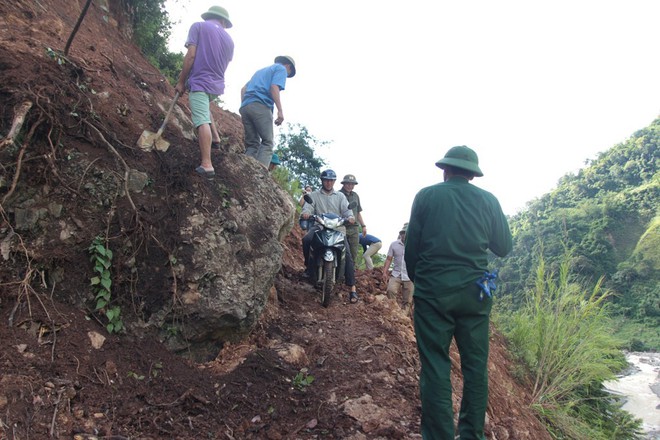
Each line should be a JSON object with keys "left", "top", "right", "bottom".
{"left": 185, "top": 20, "right": 234, "bottom": 95}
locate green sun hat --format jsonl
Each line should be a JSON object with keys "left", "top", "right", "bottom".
{"left": 274, "top": 55, "right": 296, "bottom": 78}
{"left": 201, "top": 6, "right": 232, "bottom": 28}
{"left": 435, "top": 145, "right": 483, "bottom": 177}
{"left": 341, "top": 174, "right": 358, "bottom": 185}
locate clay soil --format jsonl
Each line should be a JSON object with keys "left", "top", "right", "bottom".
{"left": 1, "top": 227, "right": 552, "bottom": 440}
{"left": 0, "top": 1, "right": 552, "bottom": 439}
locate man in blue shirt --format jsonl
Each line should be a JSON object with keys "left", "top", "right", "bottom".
{"left": 239, "top": 56, "right": 296, "bottom": 168}
{"left": 359, "top": 233, "right": 382, "bottom": 270}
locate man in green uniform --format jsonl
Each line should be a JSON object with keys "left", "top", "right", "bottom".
{"left": 405, "top": 146, "right": 512, "bottom": 440}
{"left": 338, "top": 174, "right": 366, "bottom": 263}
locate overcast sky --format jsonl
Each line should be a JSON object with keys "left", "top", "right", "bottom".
{"left": 165, "top": 0, "right": 660, "bottom": 248}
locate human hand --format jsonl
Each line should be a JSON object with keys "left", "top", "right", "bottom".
{"left": 275, "top": 112, "right": 284, "bottom": 126}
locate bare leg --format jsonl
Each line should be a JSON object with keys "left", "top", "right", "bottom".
{"left": 210, "top": 114, "right": 221, "bottom": 144}
{"left": 197, "top": 123, "right": 213, "bottom": 170}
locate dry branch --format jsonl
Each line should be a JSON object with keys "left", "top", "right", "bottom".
{"left": 1, "top": 118, "right": 43, "bottom": 205}
{"left": 63, "top": 0, "right": 93, "bottom": 56}
{"left": 0, "top": 101, "right": 33, "bottom": 150}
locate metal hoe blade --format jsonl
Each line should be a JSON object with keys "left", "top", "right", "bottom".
{"left": 137, "top": 91, "right": 180, "bottom": 152}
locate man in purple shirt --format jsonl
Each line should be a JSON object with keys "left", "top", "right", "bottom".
{"left": 175, "top": 6, "right": 234, "bottom": 178}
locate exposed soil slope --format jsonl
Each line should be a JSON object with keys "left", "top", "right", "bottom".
{"left": 1, "top": 227, "right": 552, "bottom": 440}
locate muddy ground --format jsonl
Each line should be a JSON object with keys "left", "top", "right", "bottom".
{"left": 0, "top": 228, "right": 551, "bottom": 440}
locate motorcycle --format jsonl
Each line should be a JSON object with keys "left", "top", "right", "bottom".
{"left": 300, "top": 195, "right": 356, "bottom": 307}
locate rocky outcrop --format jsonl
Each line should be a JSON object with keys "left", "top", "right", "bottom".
{"left": 0, "top": 0, "right": 294, "bottom": 360}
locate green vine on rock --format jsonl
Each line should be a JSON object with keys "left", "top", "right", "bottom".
{"left": 88, "top": 236, "right": 123, "bottom": 333}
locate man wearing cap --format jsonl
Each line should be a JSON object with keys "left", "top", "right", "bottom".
{"left": 268, "top": 153, "right": 280, "bottom": 172}
{"left": 405, "top": 146, "right": 512, "bottom": 440}
{"left": 240, "top": 56, "right": 296, "bottom": 168}
{"left": 338, "top": 174, "right": 366, "bottom": 265}
{"left": 175, "top": 6, "right": 234, "bottom": 178}
{"left": 382, "top": 225, "right": 413, "bottom": 312}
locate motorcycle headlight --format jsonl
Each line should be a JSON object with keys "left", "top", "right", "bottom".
{"left": 322, "top": 217, "right": 342, "bottom": 229}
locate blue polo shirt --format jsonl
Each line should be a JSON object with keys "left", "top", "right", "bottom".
{"left": 240, "top": 64, "right": 288, "bottom": 110}
{"left": 359, "top": 234, "right": 381, "bottom": 252}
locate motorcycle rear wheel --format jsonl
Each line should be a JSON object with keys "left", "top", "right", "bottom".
{"left": 321, "top": 260, "right": 335, "bottom": 308}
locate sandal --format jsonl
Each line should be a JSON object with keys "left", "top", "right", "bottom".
{"left": 194, "top": 166, "right": 215, "bottom": 179}
{"left": 349, "top": 291, "right": 359, "bottom": 304}
{"left": 211, "top": 141, "right": 221, "bottom": 150}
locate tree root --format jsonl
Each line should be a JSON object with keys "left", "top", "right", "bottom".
{"left": 49, "top": 388, "right": 64, "bottom": 438}
{"left": 146, "top": 388, "right": 194, "bottom": 407}
{"left": 0, "top": 101, "right": 33, "bottom": 150}
{"left": 45, "top": 126, "right": 81, "bottom": 197}
{"left": 83, "top": 121, "right": 138, "bottom": 218}
{"left": 1, "top": 116, "right": 42, "bottom": 205}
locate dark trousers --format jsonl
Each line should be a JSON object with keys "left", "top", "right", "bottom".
{"left": 413, "top": 284, "right": 491, "bottom": 440}
{"left": 302, "top": 226, "right": 355, "bottom": 286}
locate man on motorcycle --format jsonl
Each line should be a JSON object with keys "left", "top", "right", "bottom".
{"left": 301, "top": 169, "right": 359, "bottom": 303}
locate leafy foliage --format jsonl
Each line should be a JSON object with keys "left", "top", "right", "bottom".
{"left": 127, "top": 0, "right": 183, "bottom": 84}
{"left": 271, "top": 164, "right": 302, "bottom": 201}
{"left": 88, "top": 236, "right": 123, "bottom": 333}
{"left": 292, "top": 369, "right": 315, "bottom": 391}
{"left": 498, "top": 254, "right": 642, "bottom": 439}
{"left": 499, "top": 117, "right": 660, "bottom": 347}
{"left": 275, "top": 123, "right": 327, "bottom": 189}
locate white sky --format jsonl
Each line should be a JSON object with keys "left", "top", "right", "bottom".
{"left": 165, "top": 0, "right": 660, "bottom": 247}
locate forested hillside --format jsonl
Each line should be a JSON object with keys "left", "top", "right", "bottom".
{"left": 499, "top": 117, "right": 659, "bottom": 349}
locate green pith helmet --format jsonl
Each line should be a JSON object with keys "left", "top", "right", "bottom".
{"left": 201, "top": 6, "right": 232, "bottom": 28}
{"left": 341, "top": 174, "right": 358, "bottom": 185}
{"left": 274, "top": 55, "right": 296, "bottom": 78}
{"left": 435, "top": 145, "right": 483, "bottom": 177}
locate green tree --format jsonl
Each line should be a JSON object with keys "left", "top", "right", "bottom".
{"left": 127, "top": 0, "right": 183, "bottom": 84}
{"left": 498, "top": 117, "right": 659, "bottom": 343}
{"left": 270, "top": 165, "right": 302, "bottom": 202}
{"left": 275, "top": 123, "right": 327, "bottom": 189}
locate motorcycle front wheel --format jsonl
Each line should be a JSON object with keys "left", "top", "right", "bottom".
{"left": 321, "top": 260, "right": 335, "bottom": 308}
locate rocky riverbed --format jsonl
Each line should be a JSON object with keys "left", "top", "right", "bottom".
{"left": 604, "top": 352, "right": 660, "bottom": 439}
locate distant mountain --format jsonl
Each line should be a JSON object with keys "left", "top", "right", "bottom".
{"left": 498, "top": 117, "right": 659, "bottom": 346}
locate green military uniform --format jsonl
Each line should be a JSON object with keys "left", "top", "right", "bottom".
{"left": 405, "top": 146, "right": 512, "bottom": 440}
{"left": 339, "top": 180, "right": 362, "bottom": 263}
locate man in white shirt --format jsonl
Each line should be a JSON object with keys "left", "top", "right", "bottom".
{"left": 382, "top": 224, "right": 414, "bottom": 312}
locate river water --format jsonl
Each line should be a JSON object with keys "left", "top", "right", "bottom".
{"left": 604, "top": 352, "right": 660, "bottom": 439}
